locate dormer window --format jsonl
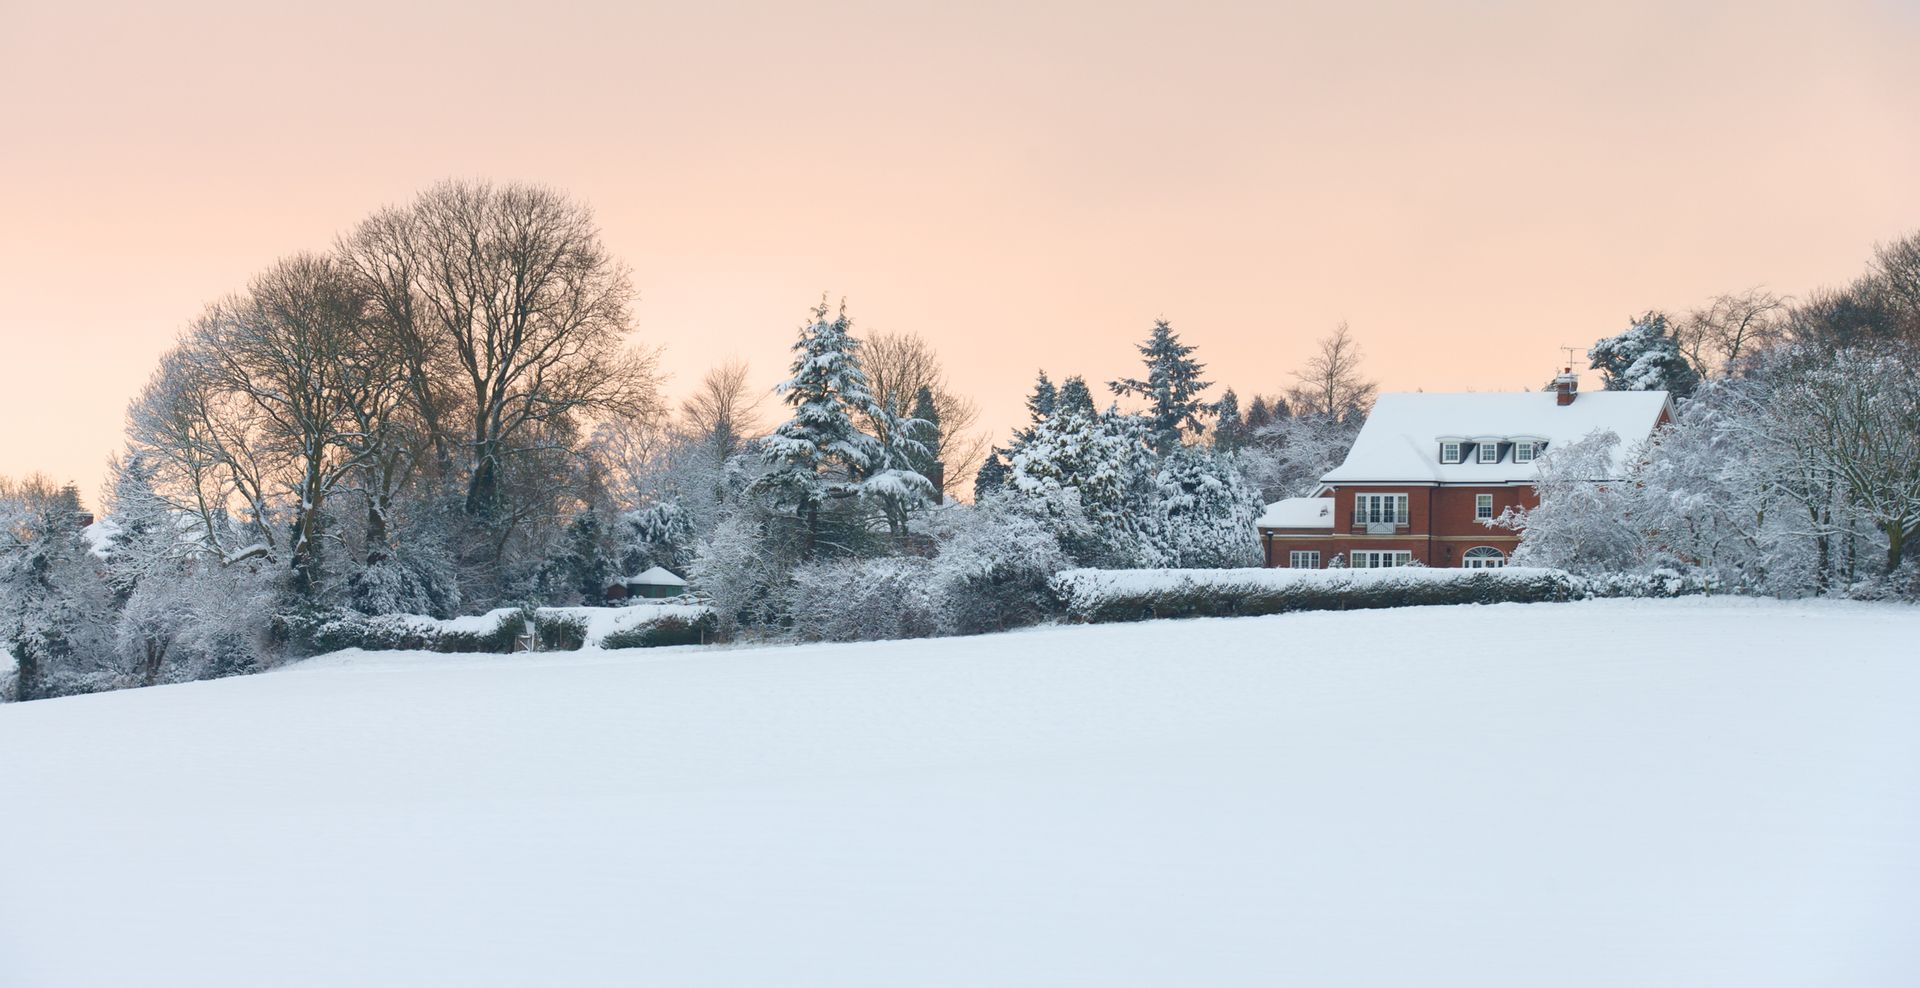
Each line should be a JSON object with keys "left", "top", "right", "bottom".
{"left": 1439, "top": 441, "right": 1462, "bottom": 464}
{"left": 1477, "top": 442, "right": 1501, "bottom": 464}
{"left": 1514, "top": 441, "right": 1538, "bottom": 464}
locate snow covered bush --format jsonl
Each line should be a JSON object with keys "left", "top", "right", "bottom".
{"left": 692, "top": 508, "right": 798, "bottom": 638}
{"left": 926, "top": 498, "right": 1073, "bottom": 635}
{"left": 785, "top": 556, "right": 941, "bottom": 643}
{"left": 599, "top": 612, "right": 716, "bottom": 649}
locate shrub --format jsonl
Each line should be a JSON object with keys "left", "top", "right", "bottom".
{"left": 786, "top": 557, "right": 940, "bottom": 642}
{"left": 533, "top": 611, "right": 588, "bottom": 652}
{"left": 600, "top": 612, "right": 716, "bottom": 649}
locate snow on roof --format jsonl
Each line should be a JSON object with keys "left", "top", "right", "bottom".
{"left": 1257, "top": 497, "right": 1334, "bottom": 530}
{"left": 1320, "top": 391, "right": 1672, "bottom": 485}
{"left": 627, "top": 566, "right": 688, "bottom": 587}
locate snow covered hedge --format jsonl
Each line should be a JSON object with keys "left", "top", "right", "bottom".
{"left": 1050, "top": 566, "right": 1710, "bottom": 624}
{"left": 281, "top": 603, "right": 714, "bottom": 655}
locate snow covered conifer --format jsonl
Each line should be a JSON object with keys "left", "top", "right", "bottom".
{"left": 1057, "top": 375, "right": 1096, "bottom": 419}
{"left": 1111, "top": 319, "right": 1212, "bottom": 454}
{"left": 1589, "top": 312, "right": 1702, "bottom": 398}
{"left": 754, "top": 299, "right": 929, "bottom": 554}
{"left": 1152, "top": 447, "right": 1262, "bottom": 568}
{"left": 973, "top": 447, "right": 1010, "bottom": 501}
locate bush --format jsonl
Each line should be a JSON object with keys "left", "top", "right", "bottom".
{"left": 1049, "top": 566, "right": 1710, "bottom": 624}
{"left": 533, "top": 611, "right": 588, "bottom": 652}
{"left": 785, "top": 557, "right": 940, "bottom": 642}
{"left": 600, "top": 612, "right": 716, "bottom": 649}
{"left": 280, "top": 609, "right": 526, "bottom": 655}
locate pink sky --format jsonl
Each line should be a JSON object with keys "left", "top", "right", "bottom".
{"left": 4, "top": 0, "right": 1918, "bottom": 503}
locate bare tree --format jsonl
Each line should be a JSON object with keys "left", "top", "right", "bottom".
{"left": 1287, "top": 322, "right": 1376, "bottom": 420}
{"left": 195, "top": 254, "right": 405, "bottom": 593}
{"left": 857, "top": 329, "right": 987, "bottom": 497}
{"left": 679, "top": 358, "right": 766, "bottom": 461}
{"left": 1680, "top": 288, "right": 1788, "bottom": 377}
{"left": 372, "top": 181, "right": 661, "bottom": 522}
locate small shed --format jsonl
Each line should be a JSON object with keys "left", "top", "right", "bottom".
{"left": 622, "top": 566, "right": 689, "bottom": 600}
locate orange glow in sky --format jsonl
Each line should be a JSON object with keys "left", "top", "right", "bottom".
{"left": 3, "top": 0, "right": 1918, "bottom": 502}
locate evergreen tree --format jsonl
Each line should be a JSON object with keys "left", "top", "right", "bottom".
{"left": 1024, "top": 371, "right": 1058, "bottom": 423}
{"left": 1152, "top": 446, "right": 1262, "bottom": 567}
{"left": 1589, "top": 311, "right": 1702, "bottom": 398}
{"left": 1057, "top": 375, "right": 1096, "bottom": 418}
{"left": 754, "top": 299, "right": 929, "bottom": 555}
{"left": 1212, "top": 389, "right": 1246, "bottom": 451}
{"left": 1109, "top": 319, "right": 1212, "bottom": 454}
{"left": 973, "top": 447, "right": 1010, "bottom": 501}
{"left": 908, "top": 385, "right": 943, "bottom": 478}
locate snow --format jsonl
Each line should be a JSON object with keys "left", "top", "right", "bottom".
{"left": 1255, "top": 495, "right": 1334, "bottom": 529}
{"left": 4, "top": 598, "right": 1918, "bottom": 987}
{"left": 1320, "top": 391, "right": 1673, "bottom": 484}
{"left": 624, "top": 565, "right": 687, "bottom": 587}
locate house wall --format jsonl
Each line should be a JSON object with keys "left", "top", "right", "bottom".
{"left": 1261, "top": 483, "right": 1535, "bottom": 567}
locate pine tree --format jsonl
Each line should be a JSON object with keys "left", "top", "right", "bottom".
{"left": 973, "top": 448, "right": 1010, "bottom": 501}
{"left": 1024, "top": 371, "right": 1058, "bottom": 423}
{"left": 754, "top": 299, "right": 930, "bottom": 554}
{"left": 908, "top": 385, "right": 943, "bottom": 478}
{"left": 1212, "top": 389, "right": 1246, "bottom": 451}
{"left": 1057, "top": 375, "right": 1096, "bottom": 418}
{"left": 1109, "top": 319, "right": 1212, "bottom": 454}
{"left": 1589, "top": 311, "right": 1702, "bottom": 398}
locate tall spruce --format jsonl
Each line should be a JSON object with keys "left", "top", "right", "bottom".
{"left": 1109, "top": 319, "right": 1211, "bottom": 454}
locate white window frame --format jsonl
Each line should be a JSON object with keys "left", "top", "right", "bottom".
{"left": 1513, "top": 441, "right": 1536, "bottom": 464}
{"left": 1475, "top": 493, "right": 1494, "bottom": 520}
{"left": 1353, "top": 493, "right": 1409, "bottom": 526}
{"left": 1440, "top": 441, "right": 1462, "bottom": 464}
{"left": 1288, "top": 550, "right": 1321, "bottom": 569}
{"left": 1351, "top": 550, "right": 1414, "bottom": 569}
{"left": 1462, "top": 546, "right": 1506, "bottom": 569}
{"left": 1477, "top": 442, "right": 1501, "bottom": 464}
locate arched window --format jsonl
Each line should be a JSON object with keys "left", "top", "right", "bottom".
{"left": 1462, "top": 546, "right": 1506, "bottom": 569}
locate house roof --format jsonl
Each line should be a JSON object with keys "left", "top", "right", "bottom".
{"left": 1319, "top": 390, "right": 1672, "bottom": 485}
{"left": 626, "top": 566, "right": 688, "bottom": 587}
{"left": 1257, "top": 497, "right": 1335, "bottom": 530}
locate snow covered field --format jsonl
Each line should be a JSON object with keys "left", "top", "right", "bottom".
{"left": 3, "top": 598, "right": 1918, "bottom": 987}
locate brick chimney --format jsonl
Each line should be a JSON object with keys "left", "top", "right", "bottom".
{"left": 1552, "top": 369, "right": 1579, "bottom": 406}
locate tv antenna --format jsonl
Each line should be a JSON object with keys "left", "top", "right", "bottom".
{"left": 1559, "top": 346, "right": 1580, "bottom": 369}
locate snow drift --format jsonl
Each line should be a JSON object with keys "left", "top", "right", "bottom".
{"left": 2, "top": 598, "right": 1917, "bottom": 987}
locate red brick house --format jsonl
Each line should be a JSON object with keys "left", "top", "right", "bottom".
{"left": 1259, "top": 376, "right": 1675, "bottom": 569}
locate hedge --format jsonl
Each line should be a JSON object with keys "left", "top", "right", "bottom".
{"left": 599, "top": 612, "right": 716, "bottom": 649}
{"left": 1049, "top": 566, "right": 1710, "bottom": 624}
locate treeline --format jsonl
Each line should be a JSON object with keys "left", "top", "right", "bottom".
{"left": 1, "top": 180, "right": 1372, "bottom": 700}
{"left": 1511, "top": 233, "right": 1920, "bottom": 596}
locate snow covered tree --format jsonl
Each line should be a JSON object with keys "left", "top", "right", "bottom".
{"left": 1589, "top": 311, "right": 1702, "bottom": 398}
{"left": 1006, "top": 407, "right": 1161, "bottom": 567}
{"left": 1241, "top": 412, "right": 1362, "bottom": 502}
{"left": 1, "top": 481, "right": 120, "bottom": 700}
{"left": 1495, "top": 431, "right": 1650, "bottom": 573}
{"left": 1110, "top": 319, "right": 1211, "bottom": 454}
{"left": 1057, "top": 375, "right": 1097, "bottom": 418}
{"left": 753, "top": 299, "right": 931, "bottom": 555}
{"left": 1150, "top": 447, "right": 1262, "bottom": 568}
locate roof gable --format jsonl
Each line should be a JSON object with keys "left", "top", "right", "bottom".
{"left": 1320, "top": 391, "right": 1672, "bottom": 485}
